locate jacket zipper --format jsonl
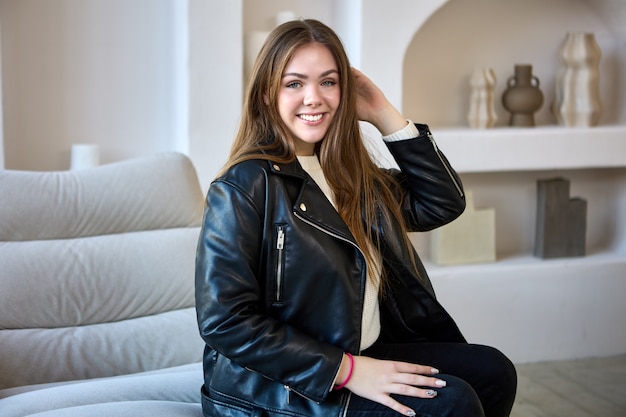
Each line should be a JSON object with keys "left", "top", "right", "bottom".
{"left": 276, "top": 225, "right": 285, "bottom": 302}
{"left": 427, "top": 133, "right": 464, "bottom": 198}
{"left": 283, "top": 384, "right": 321, "bottom": 405}
{"left": 342, "top": 392, "right": 352, "bottom": 417}
{"left": 293, "top": 212, "right": 366, "bottom": 261}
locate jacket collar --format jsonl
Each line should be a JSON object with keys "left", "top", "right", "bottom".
{"left": 265, "top": 158, "right": 307, "bottom": 179}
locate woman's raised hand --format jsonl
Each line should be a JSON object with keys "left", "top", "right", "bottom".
{"left": 342, "top": 355, "right": 446, "bottom": 417}
{"left": 352, "top": 68, "right": 408, "bottom": 136}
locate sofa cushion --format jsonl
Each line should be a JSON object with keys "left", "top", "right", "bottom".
{"left": 24, "top": 402, "right": 203, "bottom": 417}
{"left": 0, "top": 228, "right": 199, "bottom": 328}
{"left": 0, "top": 152, "right": 204, "bottom": 241}
{"left": 0, "top": 363, "right": 203, "bottom": 417}
{"left": 0, "top": 308, "right": 204, "bottom": 389}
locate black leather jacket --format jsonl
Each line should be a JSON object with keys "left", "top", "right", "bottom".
{"left": 195, "top": 125, "right": 466, "bottom": 417}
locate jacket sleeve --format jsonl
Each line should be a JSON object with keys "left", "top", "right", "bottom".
{"left": 385, "top": 123, "right": 465, "bottom": 232}
{"left": 195, "top": 176, "right": 343, "bottom": 403}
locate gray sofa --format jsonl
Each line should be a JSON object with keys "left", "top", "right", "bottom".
{"left": 0, "top": 152, "right": 207, "bottom": 416}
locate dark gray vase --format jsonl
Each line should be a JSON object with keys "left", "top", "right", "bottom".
{"left": 502, "top": 64, "right": 544, "bottom": 127}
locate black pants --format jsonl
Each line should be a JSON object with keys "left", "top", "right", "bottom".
{"left": 347, "top": 342, "right": 517, "bottom": 417}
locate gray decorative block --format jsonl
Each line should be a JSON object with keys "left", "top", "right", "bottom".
{"left": 534, "top": 178, "right": 587, "bottom": 258}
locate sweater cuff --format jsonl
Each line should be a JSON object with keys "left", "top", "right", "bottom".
{"left": 382, "top": 120, "right": 420, "bottom": 142}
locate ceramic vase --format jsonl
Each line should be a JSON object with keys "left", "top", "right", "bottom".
{"left": 467, "top": 67, "right": 497, "bottom": 129}
{"left": 502, "top": 64, "right": 544, "bottom": 127}
{"left": 552, "top": 32, "right": 602, "bottom": 127}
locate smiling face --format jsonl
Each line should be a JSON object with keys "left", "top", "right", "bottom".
{"left": 277, "top": 43, "right": 340, "bottom": 156}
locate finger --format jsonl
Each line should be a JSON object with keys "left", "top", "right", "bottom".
{"left": 393, "top": 361, "right": 440, "bottom": 376}
{"left": 376, "top": 393, "right": 421, "bottom": 417}
{"left": 390, "top": 382, "right": 440, "bottom": 399}
{"left": 395, "top": 373, "right": 447, "bottom": 389}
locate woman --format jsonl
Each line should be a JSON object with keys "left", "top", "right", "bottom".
{"left": 195, "top": 19, "right": 516, "bottom": 417}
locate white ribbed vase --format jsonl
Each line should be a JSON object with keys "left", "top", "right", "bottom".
{"left": 467, "top": 67, "right": 497, "bottom": 129}
{"left": 552, "top": 32, "right": 602, "bottom": 127}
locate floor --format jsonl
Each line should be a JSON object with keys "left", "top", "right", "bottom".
{"left": 510, "top": 355, "right": 626, "bottom": 417}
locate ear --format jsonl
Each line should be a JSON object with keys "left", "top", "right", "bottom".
{"left": 263, "top": 94, "right": 270, "bottom": 105}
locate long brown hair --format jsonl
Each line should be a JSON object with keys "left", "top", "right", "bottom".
{"left": 222, "top": 19, "right": 417, "bottom": 285}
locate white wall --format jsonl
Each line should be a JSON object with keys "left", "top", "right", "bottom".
{"left": 0, "top": 0, "right": 188, "bottom": 171}
{"left": 187, "top": 0, "right": 242, "bottom": 189}
{"left": 0, "top": 14, "right": 4, "bottom": 169}
{"left": 0, "top": 0, "right": 242, "bottom": 189}
{"left": 331, "top": 0, "right": 362, "bottom": 67}
{"left": 243, "top": 0, "right": 334, "bottom": 34}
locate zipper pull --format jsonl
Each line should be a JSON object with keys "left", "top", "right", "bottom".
{"left": 277, "top": 227, "right": 285, "bottom": 250}
{"left": 284, "top": 385, "right": 291, "bottom": 404}
{"left": 427, "top": 132, "right": 438, "bottom": 150}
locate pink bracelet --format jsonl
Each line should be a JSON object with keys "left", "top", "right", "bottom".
{"left": 334, "top": 353, "right": 354, "bottom": 390}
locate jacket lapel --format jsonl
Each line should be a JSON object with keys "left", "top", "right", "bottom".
{"left": 268, "top": 159, "right": 357, "bottom": 246}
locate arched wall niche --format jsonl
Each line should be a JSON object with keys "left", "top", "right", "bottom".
{"left": 401, "top": 0, "right": 622, "bottom": 129}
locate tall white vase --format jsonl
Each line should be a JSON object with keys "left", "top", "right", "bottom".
{"left": 552, "top": 32, "right": 602, "bottom": 127}
{"left": 467, "top": 67, "right": 497, "bottom": 129}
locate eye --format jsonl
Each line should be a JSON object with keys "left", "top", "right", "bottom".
{"left": 321, "top": 79, "right": 337, "bottom": 87}
{"left": 285, "top": 81, "right": 302, "bottom": 89}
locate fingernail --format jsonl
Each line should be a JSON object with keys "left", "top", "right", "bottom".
{"left": 426, "top": 390, "right": 437, "bottom": 397}
{"left": 435, "top": 380, "right": 446, "bottom": 387}
{"left": 431, "top": 368, "right": 439, "bottom": 374}
{"left": 407, "top": 411, "right": 416, "bottom": 416}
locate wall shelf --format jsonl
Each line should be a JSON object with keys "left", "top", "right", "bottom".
{"left": 435, "top": 125, "right": 626, "bottom": 173}
{"left": 425, "top": 248, "right": 625, "bottom": 274}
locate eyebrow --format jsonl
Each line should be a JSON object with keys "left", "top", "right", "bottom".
{"left": 282, "top": 69, "right": 339, "bottom": 79}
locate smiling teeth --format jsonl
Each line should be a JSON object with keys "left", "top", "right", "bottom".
{"left": 299, "top": 114, "right": 323, "bottom": 122}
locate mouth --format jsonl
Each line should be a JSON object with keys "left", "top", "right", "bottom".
{"left": 298, "top": 113, "right": 324, "bottom": 123}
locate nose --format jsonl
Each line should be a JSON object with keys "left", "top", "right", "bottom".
{"left": 303, "top": 85, "right": 322, "bottom": 106}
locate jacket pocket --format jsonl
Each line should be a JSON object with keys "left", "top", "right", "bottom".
{"left": 274, "top": 224, "right": 286, "bottom": 303}
{"left": 201, "top": 388, "right": 256, "bottom": 417}
{"left": 202, "top": 385, "right": 288, "bottom": 417}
